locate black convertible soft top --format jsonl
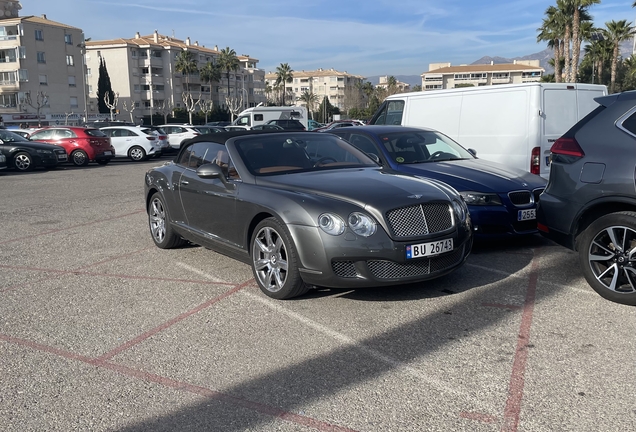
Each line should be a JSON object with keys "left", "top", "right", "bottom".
{"left": 183, "top": 129, "right": 316, "bottom": 147}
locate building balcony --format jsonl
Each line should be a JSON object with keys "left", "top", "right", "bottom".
{"left": 491, "top": 77, "right": 511, "bottom": 84}
{"left": 0, "top": 80, "right": 18, "bottom": 89}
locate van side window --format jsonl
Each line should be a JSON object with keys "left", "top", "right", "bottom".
{"left": 254, "top": 114, "right": 263, "bottom": 121}
{"left": 370, "top": 100, "right": 404, "bottom": 125}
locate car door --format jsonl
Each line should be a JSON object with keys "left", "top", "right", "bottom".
{"left": 177, "top": 141, "right": 241, "bottom": 247}
{"left": 104, "top": 128, "right": 129, "bottom": 156}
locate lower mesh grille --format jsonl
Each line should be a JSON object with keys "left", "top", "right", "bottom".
{"left": 367, "top": 246, "right": 465, "bottom": 280}
{"left": 332, "top": 260, "right": 357, "bottom": 278}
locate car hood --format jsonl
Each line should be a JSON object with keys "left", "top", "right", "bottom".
{"left": 395, "top": 158, "right": 546, "bottom": 193}
{"left": 255, "top": 167, "right": 456, "bottom": 210}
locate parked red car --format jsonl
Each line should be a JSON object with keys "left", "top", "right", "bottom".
{"left": 28, "top": 127, "right": 115, "bottom": 166}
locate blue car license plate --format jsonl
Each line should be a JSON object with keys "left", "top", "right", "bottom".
{"left": 518, "top": 209, "right": 536, "bottom": 221}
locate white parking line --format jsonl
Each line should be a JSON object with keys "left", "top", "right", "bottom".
{"left": 242, "top": 291, "right": 498, "bottom": 412}
{"left": 176, "top": 262, "right": 227, "bottom": 284}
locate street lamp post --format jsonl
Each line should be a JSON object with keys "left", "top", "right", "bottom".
{"left": 77, "top": 38, "right": 88, "bottom": 125}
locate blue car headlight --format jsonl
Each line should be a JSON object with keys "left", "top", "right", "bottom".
{"left": 460, "top": 191, "right": 502, "bottom": 206}
{"left": 348, "top": 212, "right": 376, "bottom": 237}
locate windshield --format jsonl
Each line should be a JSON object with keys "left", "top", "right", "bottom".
{"left": 235, "top": 134, "right": 378, "bottom": 175}
{"left": 379, "top": 131, "right": 474, "bottom": 163}
{"left": 0, "top": 129, "right": 30, "bottom": 142}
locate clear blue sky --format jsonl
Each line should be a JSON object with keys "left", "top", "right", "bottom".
{"left": 21, "top": 0, "right": 636, "bottom": 78}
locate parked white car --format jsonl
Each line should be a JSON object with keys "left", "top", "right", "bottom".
{"left": 158, "top": 124, "right": 201, "bottom": 149}
{"left": 100, "top": 126, "right": 160, "bottom": 161}
{"left": 139, "top": 126, "right": 170, "bottom": 157}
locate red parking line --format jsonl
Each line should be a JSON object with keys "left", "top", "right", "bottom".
{"left": 501, "top": 250, "right": 540, "bottom": 432}
{"left": 95, "top": 280, "right": 254, "bottom": 362}
{"left": 0, "top": 332, "right": 357, "bottom": 432}
{"left": 0, "top": 210, "right": 145, "bottom": 245}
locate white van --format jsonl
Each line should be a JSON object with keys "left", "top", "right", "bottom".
{"left": 369, "top": 83, "right": 608, "bottom": 178}
{"left": 233, "top": 106, "right": 308, "bottom": 130}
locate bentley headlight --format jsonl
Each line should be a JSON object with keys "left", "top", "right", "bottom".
{"left": 460, "top": 192, "right": 502, "bottom": 206}
{"left": 318, "top": 213, "right": 345, "bottom": 236}
{"left": 451, "top": 199, "right": 468, "bottom": 221}
{"left": 348, "top": 212, "right": 376, "bottom": 237}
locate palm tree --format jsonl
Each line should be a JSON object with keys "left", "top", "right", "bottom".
{"left": 603, "top": 19, "right": 636, "bottom": 93}
{"left": 298, "top": 90, "right": 318, "bottom": 119}
{"left": 584, "top": 33, "right": 612, "bottom": 85}
{"left": 570, "top": 1, "right": 598, "bottom": 81}
{"left": 275, "top": 63, "right": 294, "bottom": 105}
{"left": 199, "top": 61, "right": 221, "bottom": 105}
{"left": 361, "top": 81, "right": 374, "bottom": 107}
{"left": 174, "top": 50, "right": 198, "bottom": 92}
{"left": 217, "top": 47, "right": 240, "bottom": 100}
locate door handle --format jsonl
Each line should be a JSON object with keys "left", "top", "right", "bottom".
{"left": 180, "top": 180, "right": 189, "bottom": 185}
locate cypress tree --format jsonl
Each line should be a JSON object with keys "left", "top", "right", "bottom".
{"left": 97, "top": 57, "right": 114, "bottom": 113}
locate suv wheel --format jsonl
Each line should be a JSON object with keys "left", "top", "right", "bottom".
{"left": 579, "top": 211, "right": 636, "bottom": 306}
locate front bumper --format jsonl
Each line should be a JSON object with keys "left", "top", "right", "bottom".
{"left": 469, "top": 204, "right": 538, "bottom": 239}
{"left": 290, "top": 222, "right": 472, "bottom": 288}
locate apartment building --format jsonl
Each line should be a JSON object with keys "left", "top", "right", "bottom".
{"left": 376, "top": 75, "right": 410, "bottom": 93}
{"left": 84, "top": 31, "right": 267, "bottom": 124}
{"left": 265, "top": 68, "right": 365, "bottom": 112}
{"left": 421, "top": 60, "right": 544, "bottom": 91}
{"left": 0, "top": 9, "right": 89, "bottom": 126}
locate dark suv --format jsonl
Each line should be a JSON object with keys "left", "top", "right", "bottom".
{"left": 537, "top": 91, "right": 636, "bottom": 306}
{"left": 264, "top": 119, "right": 306, "bottom": 130}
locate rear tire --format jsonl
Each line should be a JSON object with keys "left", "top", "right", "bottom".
{"left": 578, "top": 211, "right": 636, "bottom": 306}
{"left": 250, "top": 217, "right": 308, "bottom": 299}
{"left": 71, "top": 150, "right": 89, "bottom": 167}
{"left": 148, "top": 192, "right": 186, "bottom": 249}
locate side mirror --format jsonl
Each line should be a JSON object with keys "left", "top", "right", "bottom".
{"left": 468, "top": 148, "right": 477, "bottom": 157}
{"left": 367, "top": 153, "right": 382, "bottom": 165}
{"left": 196, "top": 163, "right": 235, "bottom": 189}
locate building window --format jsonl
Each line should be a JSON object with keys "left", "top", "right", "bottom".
{"left": 37, "top": 51, "right": 46, "bottom": 63}
{"left": 134, "top": 101, "right": 140, "bottom": 108}
{"left": 152, "top": 50, "right": 162, "bottom": 58}
{"left": 17, "top": 69, "right": 28, "bottom": 81}
{"left": 64, "top": 34, "right": 72, "bottom": 44}
{"left": 492, "top": 73, "right": 510, "bottom": 79}
{"left": 86, "top": 68, "right": 91, "bottom": 76}
{"left": 39, "top": 74, "right": 47, "bottom": 85}
{"left": 0, "top": 71, "right": 15, "bottom": 85}
{"left": 0, "top": 93, "right": 17, "bottom": 107}
{"left": 522, "top": 71, "right": 541, "bottom": 78}
{"left": 425, "top": 84, "right": 442, "bottom": 90}
{"left": 66, "top": 55, "right": 74, "bottom": 66}
{"left": 131, "top": 49, "right": 137, "bottom": 57}
{"left": 470, "top": 73, "right": 486, "bottom": 80}
{"left": 454, "top": 74, "right": 470, "bottom": 80}
{"left": 70, "top": 97, "right": 78, "bottom": 108}
{"left": 17, "top": 46, "right": 26, "bottom": 59}
{"left": 35, "top": 29, "right": 43, "bottom": 41}
{"left": 88, "top": 85, "right": 93, "bottom": 94}
{"left": 68, "top": 76, "right": 76, "bottom": 87}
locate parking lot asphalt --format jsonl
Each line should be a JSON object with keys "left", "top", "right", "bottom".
{"left": 1, "top": 158, "right": 635, "bottom": 432}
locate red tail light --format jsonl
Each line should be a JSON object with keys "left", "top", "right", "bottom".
{"left": 146, "top": 136, "right": 156, "bottom": 140}
{"left": 550, "top": 137, "right": 585, "bottom": 157}
{"left": 531, "top": 146, "right": 540, "bottom": 175}
{"left": 159, "top": 135, "right": 167, "bottom": 140}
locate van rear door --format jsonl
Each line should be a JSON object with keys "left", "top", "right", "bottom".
{"left": 542, "top": 87, "right": 580, "bottom": 178}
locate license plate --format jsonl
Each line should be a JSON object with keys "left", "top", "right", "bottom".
{"left": 518, "top": 209, "right": 536, "bottom": 221}
{"left": 406, "top": 238, "right": 453, "bottom": 259}
{"left": 57, "top": 154, "right": 67, "bottom": 161}
{"left": 104, "top": 151, "right": 112, "bottom": 156}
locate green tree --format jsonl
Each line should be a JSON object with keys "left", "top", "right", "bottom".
{"left": 412, "top": 84, "right": 422, "bottom": 92}
{"left": 298, "top": 90, "right": 318, "bottom": 119}
{"left": 174, "top": 50, "right": 199, "bottom": 91}
{"left": 199, "top": 60, "right": 221, "bottom": 103}
{"left": 97, "top": 57, "right": 114, "bottom": 114}
{"left": 570, "top": 0, "right": 600, "bottom": 81}
{"left": 603, "top": 19, "right": 636, "bottom": 93}
{"left": 275, "top": 63, "right": 294, "bottom": 105}
{"left": 217, "top": 47, "right": 240, "bottom": 100}
{"left": 316, "top": 96, "right": 339, "bottom": 124}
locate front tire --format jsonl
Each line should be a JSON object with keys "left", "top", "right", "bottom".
{"left": 251, "top": 218, "right": 308, "bottom": 300}
{"left": 129, "top": 146, "right": 147, "bottom": 161}
{"left": 148, "top": 192, "right": 186, "bottom": 249}
{"left": 578, "top": 211, "right": 636, "bottom": 306}
{"left": 71, "top": 150, "right": 89, "bottom": 167}
{"left": 13, "top": 152, "right": 34, "bottom": 171}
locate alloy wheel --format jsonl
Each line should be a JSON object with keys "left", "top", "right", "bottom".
{"left": 252, "top": 226, "right": 288, "bottom": 293}
{"left": 149, "top": 197, "right": 166, "bottom": 244}
{"left": 588, "top": 225, "right": 636, "bottom": 294}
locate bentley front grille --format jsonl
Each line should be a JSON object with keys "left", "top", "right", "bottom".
{"left": 386, "top": 203, "right": 453, "bottom": 238}
{"left": 332, "top": 260, "right": 357, "bottom": 278}
{"left": 367, "top": 246, "right": 465, "bottom": 280}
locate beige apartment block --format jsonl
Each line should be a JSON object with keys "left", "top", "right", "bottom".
{"left": 85, "top": 31, "right": 267, "bottom": 124}
{"left": 265, "top": 68, "right": 365, "bottom": 112}
{"left": 421, "top": 60, "right": 544, "bottom": 91}
{"left": 376, "top": 75, "right": 410, "bottom": 92}
{"left": 0, "top": 10, "right": 88, "bottom": 126}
